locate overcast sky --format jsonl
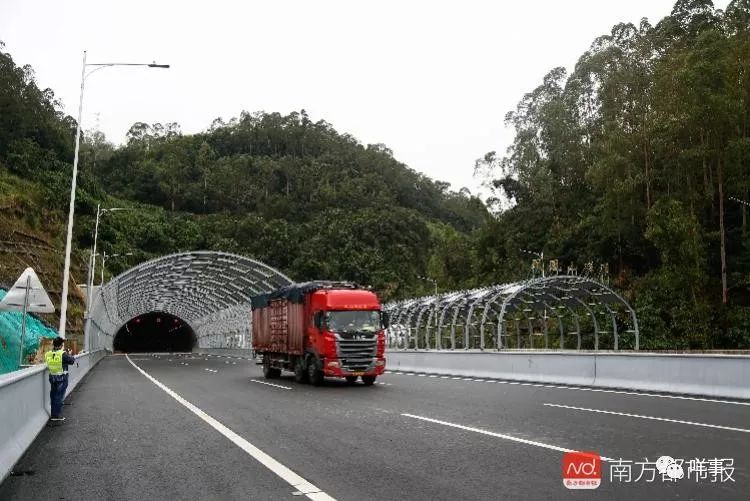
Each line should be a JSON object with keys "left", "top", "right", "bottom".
{"left": 1, "top": 0, "right": 731, "bottom": 197}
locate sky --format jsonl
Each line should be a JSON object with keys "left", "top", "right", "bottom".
{"left": 0, "top": 0, "right": 732, "bottom": 198}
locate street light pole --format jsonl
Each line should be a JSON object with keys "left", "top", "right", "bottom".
{"left": 86, "top": 206, "right": 134, "bottom": 311}
{"left": 58, "top": 51, "right": 87, "bottom": 339}
{"left": 86, "top": 203, "right": 101, "bottom": 317}
{"left": 58, "top": 51, "right": 169, "bottom": 339}
{"left": 100, "top": 252, "right": 133, "bottom": 286}
{"left": 83, "top": 205, "right": 134, "bottom": 351}
{"left": 417, "top": 275, "right": 438, "bottom": 296}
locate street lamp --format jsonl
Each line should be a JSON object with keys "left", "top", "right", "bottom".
{"left": 417, "top": 275, "right": 438, "bottom": 296}
{"left": 86, "top": 205, "right": 135, "bottom": 313}
{"left": 83, "top": 206, "right": 136, "bottom": 351}
{"left": 100, "top": 251, "right": 133, "bottom": 286}
{"left": 58, "top": 51, "right": 169, "bottom": 338}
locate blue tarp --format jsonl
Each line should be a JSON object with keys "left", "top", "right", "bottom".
{"left": 0, "top": 288, "right": 58, "bottom": 374}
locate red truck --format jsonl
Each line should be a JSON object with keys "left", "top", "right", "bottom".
{"left": 251, "top": 281, "right": 388, "bottom": 385}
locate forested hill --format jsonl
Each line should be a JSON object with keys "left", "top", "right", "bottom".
{"left": 86, "top": 114, "right": 489, "bottom": 298}
{"left": 0, "top": 39, "right": 488, "bottom": 321}
{"left": 3, "top": 0, "right": 750, "bottom": 349}
{"left": 475, "top": 0, "right": 750, "bottom": 348}
{"left": 102, "top": 114, "right": 486, "bottom": 233}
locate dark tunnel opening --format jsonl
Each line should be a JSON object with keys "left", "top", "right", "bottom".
{"left": 113, "top": 312, "right": 196, "bottom": 353}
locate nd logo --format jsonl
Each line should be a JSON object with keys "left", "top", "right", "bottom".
{"left": 563, "top": 451, "right": 601, "bottom": 490}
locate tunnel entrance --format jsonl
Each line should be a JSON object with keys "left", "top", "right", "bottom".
{"left": 113, "top": 312, "right": 196, "bottom": 353}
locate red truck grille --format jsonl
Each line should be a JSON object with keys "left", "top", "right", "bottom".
{"left": 337, "top": 338, "right": 377, "bottom": 371}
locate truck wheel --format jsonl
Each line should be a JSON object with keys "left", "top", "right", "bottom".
{"left": 345, "top": 376, "right": 358, "bottom": 384}
{"left": 307, "top": 357, "right": 324, "bottom": 386}
{"left": 294, "top": 358, "right": 308, "bottom": 384}
{"left": 263, "top": 358, "right": 281, "bottom": 379}
{"left": 361, "top": 375, "right": 377, "bottom": 386}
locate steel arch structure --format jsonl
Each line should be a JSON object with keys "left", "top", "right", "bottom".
{"left": 384, "top": 275, "right": 639, "bottom": 351}
{"left": 86, "top": 251, "right": 293, "bottom": 351}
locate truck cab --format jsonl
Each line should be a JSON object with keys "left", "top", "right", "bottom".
{"left": 309, "top": 288, "right": 387, "bottom": 381}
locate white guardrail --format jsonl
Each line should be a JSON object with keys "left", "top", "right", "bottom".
{"left": 386, "top": 351, "right": 750, "bottom": 400}
{"left": 0, "top": 350, "right": 107, "bottom": 482}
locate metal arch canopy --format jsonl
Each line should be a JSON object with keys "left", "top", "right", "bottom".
{"left": 384, "top": 275, "right": 639, "bottom": 351}
{"left": 86, "top": 251, "right": 294, "bottom": 351}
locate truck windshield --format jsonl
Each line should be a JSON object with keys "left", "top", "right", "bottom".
{"left": 326, "top": 310, "right": 381, "bottom": 333}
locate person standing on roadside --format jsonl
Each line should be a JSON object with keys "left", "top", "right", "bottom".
{"left": 44, "top": 337, "right": 76, "bottom": 422}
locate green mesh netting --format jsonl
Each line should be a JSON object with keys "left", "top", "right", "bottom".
{"left": 0, "top": 288, "right": 58, "bottom": 374}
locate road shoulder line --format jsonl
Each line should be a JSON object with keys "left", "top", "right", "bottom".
{"left": 126, "top": 355, "right": 334, "bottom": 501}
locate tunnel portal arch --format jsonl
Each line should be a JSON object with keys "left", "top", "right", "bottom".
{"left": 86, "top": 252, "right": 293, "bottom": 351}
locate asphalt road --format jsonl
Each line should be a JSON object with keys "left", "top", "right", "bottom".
{"left": 2, "top": 353, "right": 748, "bottom": 500}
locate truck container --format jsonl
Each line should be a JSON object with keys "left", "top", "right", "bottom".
{"left": 251, "top": 281, "right": 388, "bottom": 385}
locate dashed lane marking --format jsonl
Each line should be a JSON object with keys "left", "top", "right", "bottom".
{"left": 402, "top": 412, "right": 615, "bottom": 461}
{"left": 543, "top": 403, "right": 750, "bottom": 433}
{"left": 249, "top": 379, "right": 293, "bottom": 390}
{"left": 126, "top": 355, "right": 332, "bottom": 500}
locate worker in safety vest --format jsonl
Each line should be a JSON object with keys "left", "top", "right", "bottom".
{"left": 44, "top": 337, "right": 76, "bottom": 422}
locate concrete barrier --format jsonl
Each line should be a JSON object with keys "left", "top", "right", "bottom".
{"left": 0, "top": 350, "right": 106, "bottom": 482}
{"left": 386, "top": 350, "right": 750, "bottom": 400}
{"left": 387, "top": 350, "right": 597, "bottom": 387}
{"left": 593, "top": 352, "right": 750, "bottom": 399}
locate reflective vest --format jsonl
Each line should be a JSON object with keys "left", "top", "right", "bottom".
{"left": 45, "top": 350, "right": 65, "bottom": 375}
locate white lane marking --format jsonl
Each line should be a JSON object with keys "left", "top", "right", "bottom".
{"left": 543, "top": 403, "right": 750, "bottom": 433}
{"left": 439, "top": 376, "right": 449, "bottom": 379}
{"left": 126, "top": 355, "right": 331, "bottom": 500}
{"left": 428, "top": 375, "right": 438, "bottom": 378}
{"left": 250, "top": 379, "right": 293, "bottom": 390}
{"left": 387, "top": 372, "right": 750, "bottom": 406}
{"left": 402, "top": 413, "right": 614, "bottom": 461}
